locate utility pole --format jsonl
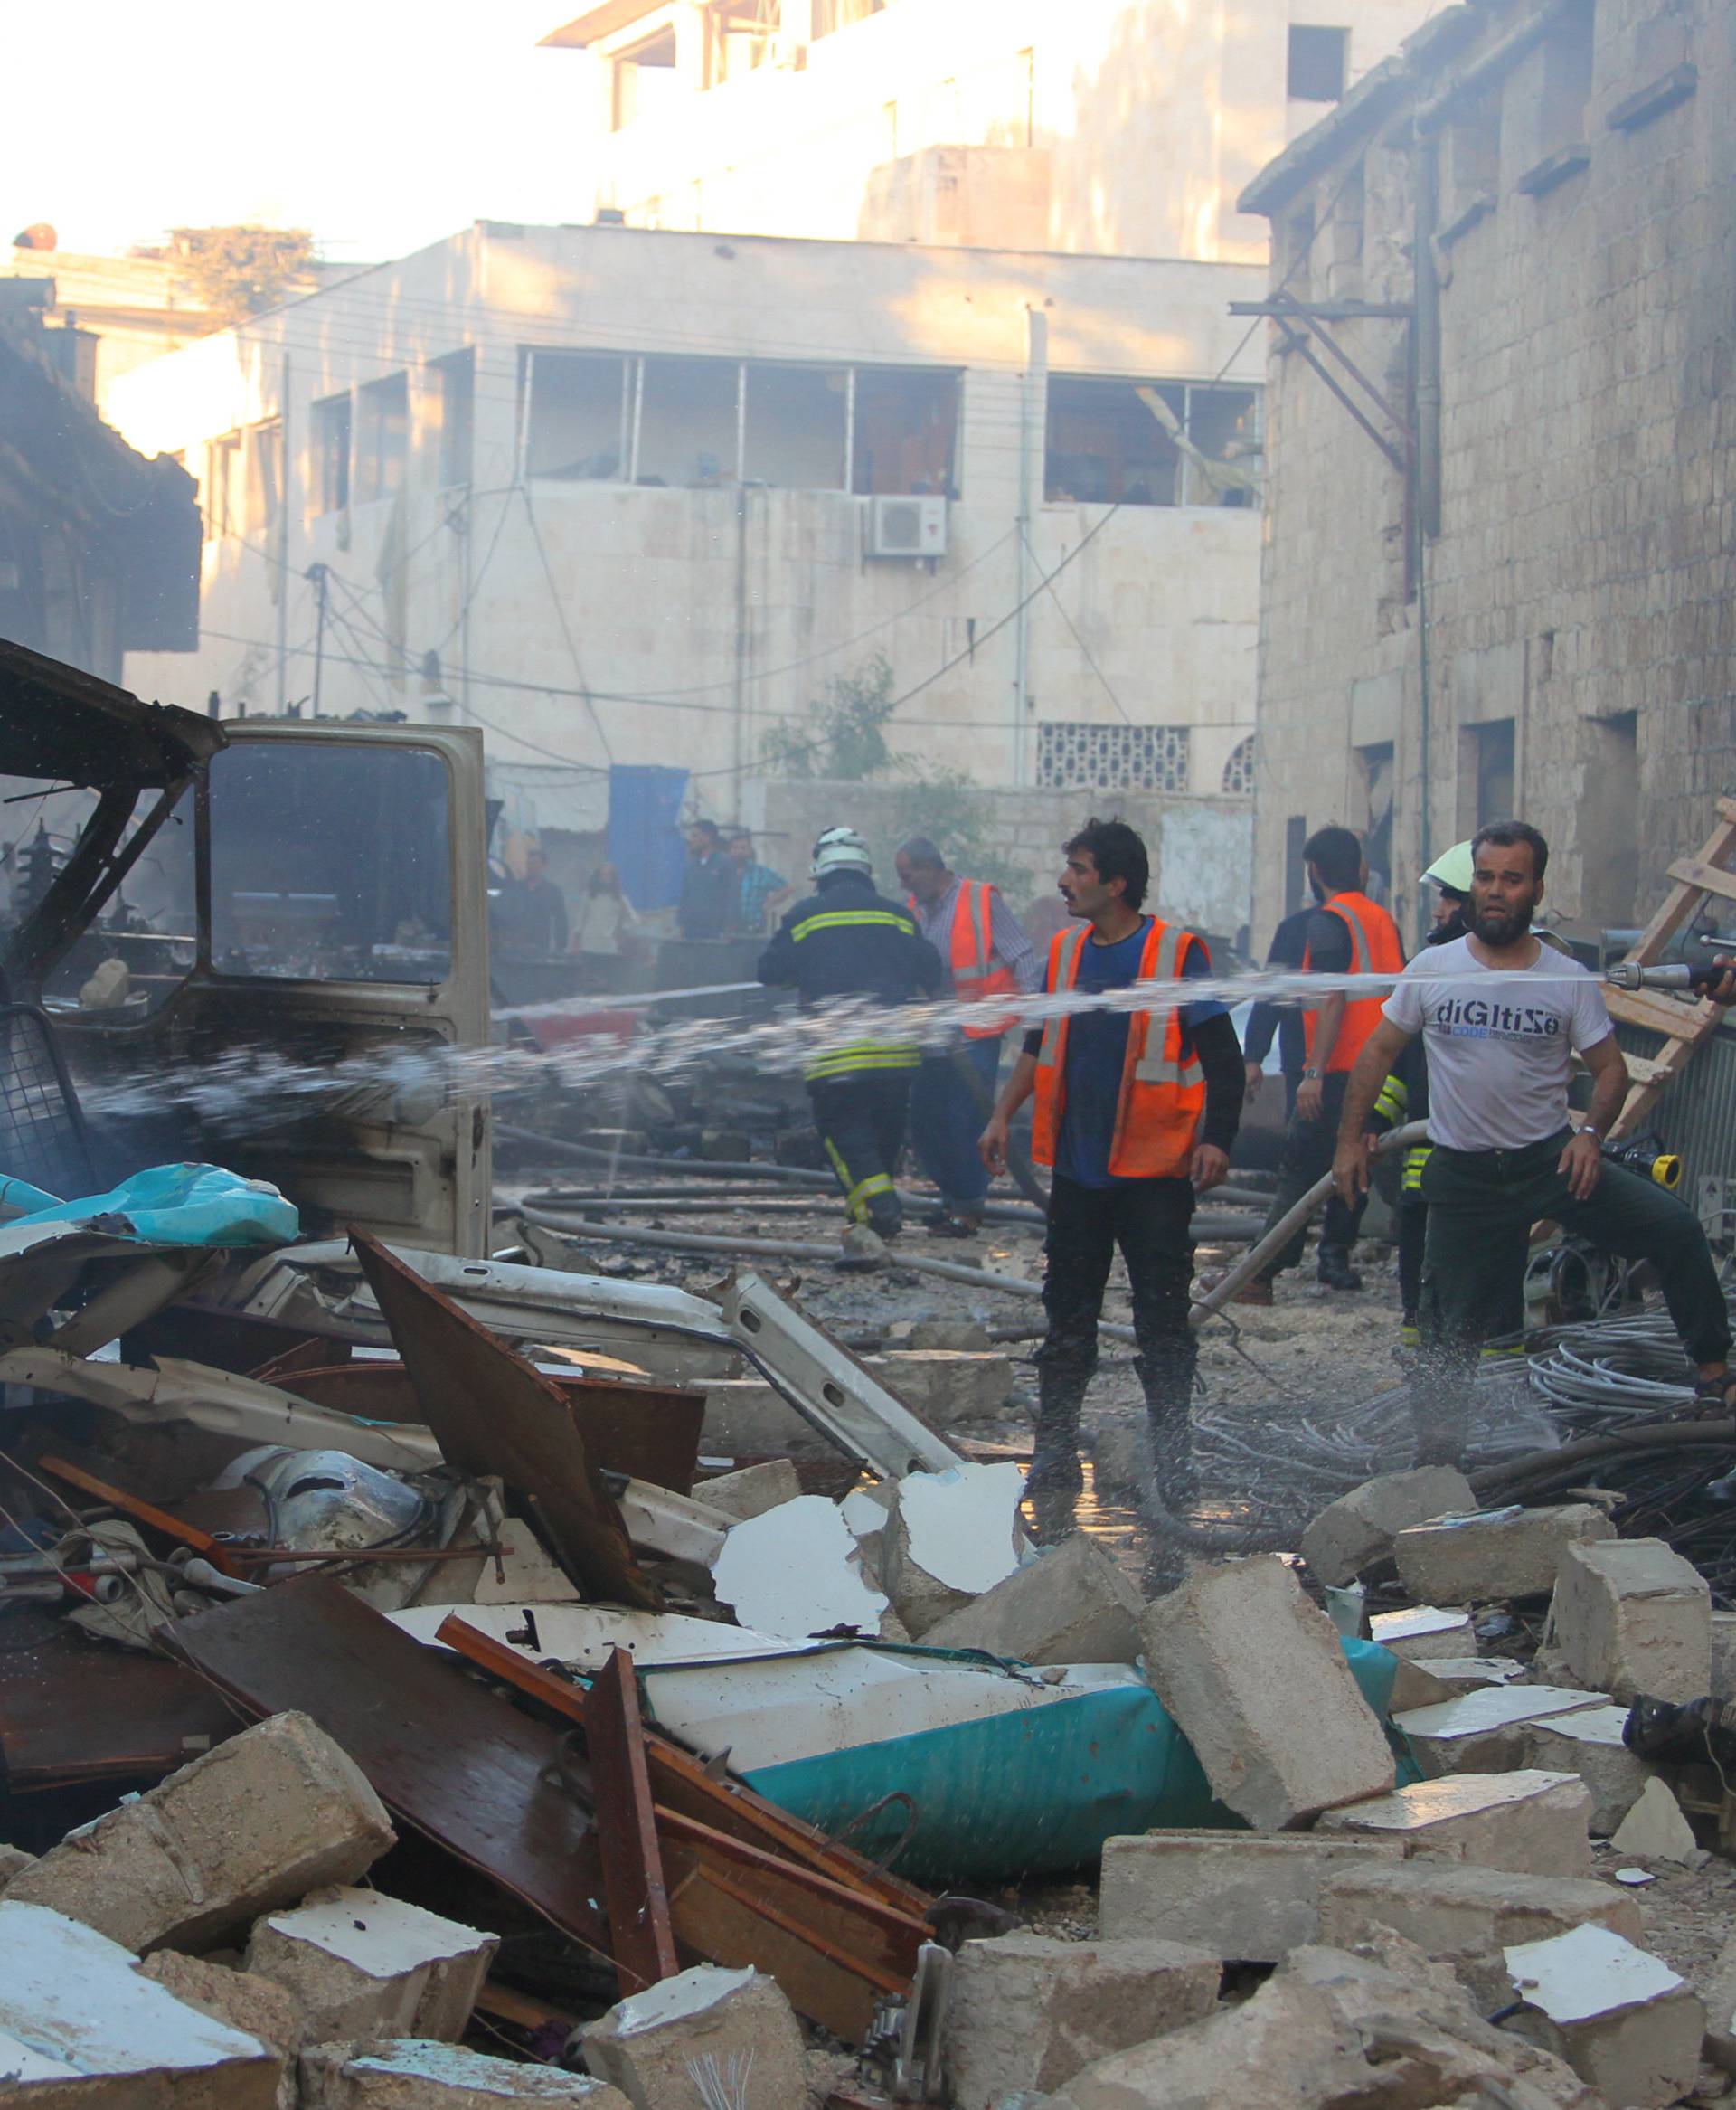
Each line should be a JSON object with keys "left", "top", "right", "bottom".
{"left": 276, "top": 352, "right": 292, "bottom": 713}
{"left": 1013, "top": 306, "right": 1047, "bottom": 788}
{"left": 307, "top": 562, "right": 329, "bottom": 719}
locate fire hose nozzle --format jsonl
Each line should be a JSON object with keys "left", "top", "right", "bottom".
{"left": 1605, "top": 960, "right": 1725, "bottom": 993}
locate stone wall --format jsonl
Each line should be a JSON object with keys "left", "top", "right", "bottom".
{"left": 1248, "top": 0, "right": 1736, "bottom": 950}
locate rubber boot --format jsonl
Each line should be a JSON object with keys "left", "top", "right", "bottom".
{"left": 1135, "top": 1349, "right": 1199, "bottom": 1515}
{"left": 1316, "top": 1244, "right": 1363, "bottom": 1292}
{"left": 867, "top": 1197, "right": 903, "bottom": 1241}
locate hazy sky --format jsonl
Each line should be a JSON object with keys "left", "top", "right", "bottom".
{"left": 7, "top": 3, "right": 599, "bottom": 264}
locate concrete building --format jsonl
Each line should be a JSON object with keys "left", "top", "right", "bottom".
{"left": 1240, "top": 0, "right": 1733, "bottom": 944}
{"left": 540, "top": 0, "right": 1441, "bottom": 264}
{"left": 108, "top": 220, "right": 1263, "bottom": 913}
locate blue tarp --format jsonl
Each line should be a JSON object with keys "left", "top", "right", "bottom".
{"left": 8, "top": 1163, "right": 299, "bottom": 1249}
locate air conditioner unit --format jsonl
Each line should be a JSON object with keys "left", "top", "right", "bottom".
{"left": 869, "top": 493, "right": 948, "bottom": 560}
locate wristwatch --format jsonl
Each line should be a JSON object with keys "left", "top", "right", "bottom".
{"left": 1301, "top": 1066, "right": 1322, "bottom": 1080}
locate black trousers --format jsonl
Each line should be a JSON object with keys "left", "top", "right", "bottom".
{"left": 1257, "top": 1070, "right": 1369, "bottom": 1280}
{"left": 808, "top": 1071, "right": 911, "bottom": 1231}
{"left": 1033, "top": 1173, "right": 1197, "bottom": 1492}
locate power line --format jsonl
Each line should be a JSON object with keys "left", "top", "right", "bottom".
{"left": 520, "top": 483, "right": 615, "bottom": 764}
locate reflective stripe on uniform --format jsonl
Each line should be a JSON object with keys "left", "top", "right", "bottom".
{"left": 804, "top": 1043, "right": 921, "bottom": 1083}
{"left": 1132, "top": 923, "right": 1204, "bottom": 1088}
{"left": 1035, "top": 927, "right": 1086, "bottom": 1071}
{"left": 1402, "top": 1143, "right": 1431, "bottom": 1192}
{"left": 1373, "top": 1075, "right": 1410, "bottom": 1124}
{"left": 791, "top": 909, "right": 917, "bottom": 941}
{"left": 1335, "top": 907, "right": 1372, "bottom": 971}
{"left": 822, "top": 1133, "right": 894, "bottom": 1223}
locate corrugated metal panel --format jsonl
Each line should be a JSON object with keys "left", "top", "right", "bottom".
{"left": 1615, "top": 1019, "right": 1736, "bottom": 1184}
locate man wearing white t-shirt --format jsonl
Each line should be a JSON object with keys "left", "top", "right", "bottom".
{"left": 1333, "top": 819, "right": 1732, "bottom": 1464}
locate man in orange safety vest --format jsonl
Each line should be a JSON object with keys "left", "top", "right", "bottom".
{"left": 896, "top": 837, "right": 1042, "bottom": 1238}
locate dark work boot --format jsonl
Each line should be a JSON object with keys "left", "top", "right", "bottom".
{"left": 1316, "top": 1244, "right": 1363, "bottom": 1292}
{"left": 1136, "top": 1348, "right": 1199, "bottom": 1517}
{"left": 1024, "top": 1375, "right": 1086, "bottom": 1543}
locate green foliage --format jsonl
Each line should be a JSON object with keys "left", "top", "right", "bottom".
{"left": 762, "top": 653, "right": 1024, "bottom": 895}
{"left": 172, "top": 226, "right": 316, "bottom": 328}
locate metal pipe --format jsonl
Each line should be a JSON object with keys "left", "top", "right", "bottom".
{"left": 1186, "top": 1121, "right": 1429, "bottom": 1329}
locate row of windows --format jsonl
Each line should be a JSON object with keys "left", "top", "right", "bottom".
{"left": 195, "top": 350, "right": 1260, "bottom": 536}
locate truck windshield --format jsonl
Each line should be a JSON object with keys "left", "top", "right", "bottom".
{"left": 207, "top": 741, "right": 453, "bottom": 985}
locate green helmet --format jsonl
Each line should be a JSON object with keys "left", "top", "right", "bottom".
{"left": 1422, "top": 840, "right": 1476, "bottom": 900}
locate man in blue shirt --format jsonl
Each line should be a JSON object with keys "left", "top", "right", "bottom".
{"left": 979, "top": 818, "right": 1244, "bottom": 1562}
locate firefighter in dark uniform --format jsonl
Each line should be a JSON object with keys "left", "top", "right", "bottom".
{"left": 758, "top": 827, "right": 944, "bottom": 1238}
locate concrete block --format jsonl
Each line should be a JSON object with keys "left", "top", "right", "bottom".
{"left": 1505, "top": 1925, "right": 1703, "bottom": 2108}
{"left": 1318, "top": 1861, "right": 1644, "bottom": 2007}
{"left": 1392, "top": 1503, "right": 1616, "bottom": 1604}
{"left": 1099, "top": 1830, "right": 1405, "bottom": 1962}
{"left": 137, "top": 1952, "right": 305, "bottom": 2110}
{"left": 921, "top": 1534, "right": 1144, "bottom": 1666}
{"left": 1368, "top": 1604, "right": 1476, "bottom": 1658}
{"left": 1316, "top": 1771, "right": 1594, "bottom": 1876}
{"left": 703, "top": 1350, "right": 1013, "bottom": 1453}
{"left": 945, "top": 1933, "right": 1221, "bottom": 2107}
{"left": 693, "top": 1460, "right": 800, "bottom": 1521}
{"left": 1701, "top": 1927, "right": 1736, "bottom": 2073}
{"left": 1394, "top": 1682, "right": 1606, "bottom": 1776}
{"left": 1300, "top": 1466, "right": 1477, "bottom": 1586}
{"left": 1522, "top": 1705, "right": 1657, "bottom": 1834}
{"left": 580, "top": 1963, "right": 807, "bottom": 2110}
{"left": 881, "top": 1462, "right": 1024, "bottom": 1640}
{"left": 245, "top": 1886, "right": 496, "bottom": 2043}
{"left": 1609, "top": 1775, "right": 1698, "bottom": 1863}
{"left": 1386, "top": 1658, "right": 1464, "bottom": 1713}
{"left": 299, "top": 2039, "right": 628, "bottom": 2105}
{"left": 7, "top": 1711, "right": 395, "bottom": 1954}
{"left": 908, "top": 1318, "right": 991, "bottom": 1351}
{"left": 1548, "top": 1537, "right": 1712, "bottom": 1703}
{"left": 0, "top": 1845, "right": 33, "bottom": 1896}
{"left": 1141, "top": 1555, "right": 1394, "bottom": 1830}
{"left": 0, "top": 1899, "right": 279, "bottom": 2107}
{"left": 1711, "top": 1609, "right": 1736, "bottom": 1699}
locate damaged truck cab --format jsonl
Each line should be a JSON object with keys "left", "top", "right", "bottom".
{"left": 0, "top": 639, "right": 491, "bottom": 1257}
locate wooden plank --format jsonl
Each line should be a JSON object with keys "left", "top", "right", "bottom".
{"left": 0, "top": 1628, "right": 240, "bottom": 1791}
{"left": 587, "top": 1647, "right": 679, "bottom": 1995}
{"left": 1622, "top": 816, "right": 1736, "bottom": 964}
{"left": 35, "top": 1455, "right": 240, "bottom": 1575}
{"left": 1603, "top": 986, "right": 1718, "bottom": 1040}
{"left": 351, "top": 1232, "right": 656, "bottom": 1609}
{"left": 165, "top": 1578, "right": 612, "bottom": 1955}
{"left": 1667, "top": 858, "right": 1736, "bottom": 906}
{"left": 435, "top": 1615, "right": 932, "bottom": 1917}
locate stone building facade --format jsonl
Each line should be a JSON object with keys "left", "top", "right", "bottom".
{"left": 1241, "top": 0, "right": 1734, "bottom": 947}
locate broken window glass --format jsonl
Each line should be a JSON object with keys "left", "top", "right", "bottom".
{"left": 206, "top": 742, "right": 452, "bottom": 985}
{"left": 526, "top": 351, "right": 631, "bottom": 481}
{"left": 637, "top": 355, "right": 740, "bottom": 487}
{"left": 852, "top": 366, "right": 958, "bottom": 496}
{"left": 354, "top": 374, "right": 409, "bottom": 506}
{"left": 312, "top": 393, "right": 351, "bottom": 515}
{"left": 743, "top": 364, "right": 847, "bottom": 489}
{"left": 1181, "top": 385, "right": 1261, "bottom": 506}
{"left": 1045, "top": 376, "right": 1184, "bottom": 506}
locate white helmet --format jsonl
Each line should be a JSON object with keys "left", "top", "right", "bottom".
{"left": 811, "top": 826, "right": 873, "bottom": 882}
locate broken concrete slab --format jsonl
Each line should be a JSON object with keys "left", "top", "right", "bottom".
{"left": 1549, "top": 1537, "right": 1712, "bottom": 1703}
{"left": 1406, "top": 1654, "right": 1527, "bottom": 1689}
{"left": 880, "top": 1462, "right": 1025, "bottom": 1639}
{"left": 1712, "top": 1610, "right": 1736, "bottom": 1700}
{"left": 579, "top": 1963, "right": 807, "bottom": 2110}
{"left": 908, "top": 1319, "right": 993, "bottom": 1352}
{"left": 299, "top": 2039, "right": 628, "bottom": 2105}
{"left": 921, "top": 1533, "right": 1144, "bottom": 1666}
{"left": 1316, "top": 1861, "right": 1645, "bottom": 2008}
{"left": 0, "top": 1846, "right": 33, "bottom": 1896}
{"left": 0, "top": 1899, "right": 280, "bottom": 2107}
{"left": 1141, "top": 1555, "right": 1394, "bottom": 1830}
{"left": 1316, "top": 1770, "right": 1594, "bottom": 1876}
{"left": 1368, "top": 1604, "right": 1475, "bottom": 1659}
{"left": 708, "top": 1493, "right": 888, "bottom": 1641}
{"left": 702, "top": 1349, "right": 1014, "bottom": 1452}
{"left": 1609, "top": 1775, "right": 1699, "bottom": 1863}
{"left": 1300, "top": 1466, "right": 1477, "bottom": 1587}
{"left": 1702, "top": 1928, "right": 1736, "bottom": 2074}
{"left": 245, "top": 1886, "right": 496, "bottom": 2044}
{"left": 1386, "top": 1658, "right": 1465, "bottom": 1713}
{"left": 6, "top": 1710, "right": 395, "bottom": 1954}
{"left": 1392, "top": 1502, "right": 1616, "bottom": 1604}
{"left": 137, "top": 1952, "right": 305, "bottom": 2110}
{"left": 1393, "top": 1682, "right": 1606, "bottom": 1777}
{"left": 1505, "top": 1924, "right": 1703, "bottom": 2108}
{"left": 694, "top": 1460, "right": 800, "bottom": 1522}
{"left": 945, "top": 1933, "right": 1221, "bottom": 2108}
{"left": 1098, "top": 1831, "right": 1405, "bottom": 1962}
{"left": 1522, "top": 1704, "right": 1657, "bottom": 1835}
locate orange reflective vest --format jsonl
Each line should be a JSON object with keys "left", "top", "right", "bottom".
{"left": 946, "top": 879, "right": 1022, "bottom": 1037}
{"left": 1031, "top": 918, "right": 1207, "bottom": 1178}
{"left": 1304, "top": 890, "right": 1406, "bottom": 1074}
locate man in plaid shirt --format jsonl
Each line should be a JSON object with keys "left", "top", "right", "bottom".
{"left": 729, "top": 829, "right": 793, "bottom": 934}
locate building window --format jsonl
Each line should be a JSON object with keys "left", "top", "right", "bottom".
{"left": 1461, "top": 717, "right": 1516, "bottom": 833}
{"left": 526, "top": 352, "right": 630, "bottom": 480}
{"left": 246, "top": 419, "right": 282, "bottom": 536}
{"left": 1037, "top": 722, "right": 1191, "bottom": 793}
{"left": 637, "top": 355, "right": 741, "bottom": 487}
{"left": 1356, "top": 740, "right": 1394, "bottom": 898}
{"left": 610, "top": 25, "right": 678, "bottom": 131}
{"left": 744, "top": 364, "right": 847, "bottom": 488}
{"left": 853, "top": 366, "right": 958, "bottom": 496}
{"left": 354, "top": 373, "right": 409, "bottom": 505}
{"left": 1578, "top": 711, "right": 1638, "bottom": 927}
{"left": 1512, "top": 4, "right": 1595, "bottom": 195}
{"left": 705, "top": 2, "right": 779, "bottom": 88}
{"left": 1288, "top": 24, "right": 1349, "bottom": 102}
{"left": 205, "top": 431, "right": 241, "bottom": 540}
{"left": 433, "top": 351, "right": 474, "bottom": 488}
{"left": 1222, "top": 734, "right": 1256, "bottom": 794}
{"left": 1045, "top": 376, "right": 1260, "bottom": 508}
{"left": 312, "top": 393, "right": 351, "bottom": 515}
